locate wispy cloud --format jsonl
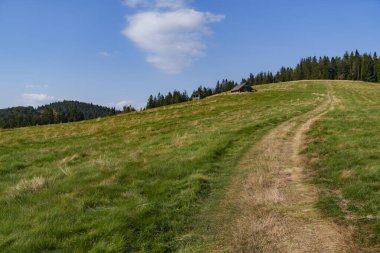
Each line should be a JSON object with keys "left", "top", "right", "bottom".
{"left": 109, "top": 100, "right": 134, "bottom": 110}
{"left": 25, "top": 84, "right": 49, "bottom": 89}
{"left": 123, "top": 0, "right": 148, "bottom": 8}
{"left": 123, "top": 0, "right": 186, "bottom": 9}
{"left": 21, "top": 93, "right": 56, "bottom": 106}
{"left": 98, "top": 51, "right": 111, "bottom": 57}
{"left": 122, "top": 0, "right": 224, "bottom": 74}
{"left": 116, "top": 100, "right": 132, "bottom": 110}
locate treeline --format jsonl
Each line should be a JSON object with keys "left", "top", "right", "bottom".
{"left": 146, "top": 50, "right": 380, "bottom": 109}
{"left": 193, "top": 79, "right": 238, "bottom": 98}
{"left": 146, "top": 79, "right": 238, "bottom": 109}
{"left": 146, "top": 90, "right": 189, "bottom": 109}
{"left": 245, "top": 50, "right": 380, "bottom": 85}
{"left": 0, "top": 101, "right": 135, "bottom": 129}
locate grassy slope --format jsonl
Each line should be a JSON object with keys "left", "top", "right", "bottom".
{"left": 0, "top": 82, "right": 325, "bottom": 252}
{"left": 306, "top": 81, "right": 380, "bottom": 252}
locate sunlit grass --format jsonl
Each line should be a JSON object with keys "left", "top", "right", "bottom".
{"left": 0, "top": 81, "right": 325, "bottom": 252}
{"left": 1, "top": 81, "right": 379, "bottom": 252}
{"left": 306, "top": 81, "right": 380, "bottom": 251}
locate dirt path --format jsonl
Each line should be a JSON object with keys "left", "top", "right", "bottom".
{"left": 216, "top": 85, "right": 356, "bottom": 252}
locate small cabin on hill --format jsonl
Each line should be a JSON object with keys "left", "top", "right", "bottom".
{"left": 230, "top": 83, "right": 256, "bottom": 93}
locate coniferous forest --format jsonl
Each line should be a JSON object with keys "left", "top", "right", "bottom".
{"left": 0, "top": 101, "right": 135, "bottom": 129}
{"left": 146, "top": 50, "right": 380, "bottom": 109}
{"left": 145, "top": 79, "right": 237, "bottom": 109}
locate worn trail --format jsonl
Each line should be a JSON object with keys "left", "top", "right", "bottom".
{"left": 217, "top": 85, "right": 355, "bottom": 252}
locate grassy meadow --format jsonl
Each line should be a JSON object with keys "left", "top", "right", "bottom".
{"left": 0, "top": 80, "right": 379, "bottom": 252}
{"left": 0, "top": 82, "right": 325, "bottom": 252}
{"left": 306, "top": 81, "right": 380, "bottom": 252}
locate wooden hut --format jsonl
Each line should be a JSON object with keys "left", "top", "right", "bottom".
{"left": 230, "top": 83, "right": 256, "bottom": 93}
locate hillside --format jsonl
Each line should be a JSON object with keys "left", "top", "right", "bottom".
{"left": 0, "top": 101, "right": 119, "bottom": 129}
{"left": 0, "top": 81, "right": 379, "bottom": 252}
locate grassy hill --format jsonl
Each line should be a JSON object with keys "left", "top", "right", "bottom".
{"left": 0, "top": 81, "right": 378, "bottom": 252}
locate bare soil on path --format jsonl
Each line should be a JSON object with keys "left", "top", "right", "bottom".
{"left": 216, "top": 85, "right": 356, "bottom": 252}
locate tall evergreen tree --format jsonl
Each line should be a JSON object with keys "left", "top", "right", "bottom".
{"left": 374, "top": 52, "right": 380, "bottom": 83}
{"left": 147, "top": 95, "right": 154, "bottom": 109}
{"left": 353, "top": 50, "right": 361, "bottom": 80}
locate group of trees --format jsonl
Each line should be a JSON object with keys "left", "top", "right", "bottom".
{"left": 245, "top": 50, "right": 380, "bottom": 85}
{"left": 0, "top": 101, "right": 135, "bottom": 129}
{"left": 192, "top": 79, "right": 238, "bottom": 99}
{"left": 146, "top": 79, "right": 238, "bottom": 109}
{"left": 122, "top": 105, "right": 136, "bottom": 113}
{"left": 38, "top": 101, "right": 118, "bottom": 123}
{"left": 146, "top": 90, "right": 190, "bottom": 109}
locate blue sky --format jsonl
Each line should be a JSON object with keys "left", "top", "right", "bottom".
{"left": 1, "top": 0, "right": 379, "bottom": 109}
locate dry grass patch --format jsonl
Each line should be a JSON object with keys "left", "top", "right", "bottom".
{"left": 60, "top": 152, "right": 88, "bottom": 165}
{"left": 90, "top": 155, "right": 113, "bottom": 167}
{"left": 12, "top": 176, "right": 48, "bottom": 195}
{"left": 231, "top": 213, "right": 288, "bottom": 253}
{"left": 172, "top": 132, "right": 194, "bottom": 148}
{"left": 340, "top": 170, "right": 355, "bottom": 179}
{"left": 99, "top": 175, "right": 117, "bottom": 186}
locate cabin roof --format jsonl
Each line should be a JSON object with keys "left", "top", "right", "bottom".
{"left": 231, "top": 83, "right": 249, "bottom": 92}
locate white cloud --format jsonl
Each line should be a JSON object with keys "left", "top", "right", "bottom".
{"left": 21, "top": 93, "right": 56, "bottom": 105}
{"left": 122, "top": 0, "right": 224, "bottom": 74}
{"left": 116, "top": 100, "right": 132, "bottom": 110}
{"left": 109, "top": 100, "right": 134, "bottom": 110}
{"left": 98, "top": 51, "right": 111, "bottom": 57}
{"left": 123, "top": 0, "right": 185, "bottom": 9}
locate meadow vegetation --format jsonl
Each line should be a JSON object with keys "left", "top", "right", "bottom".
{"left": 0, "top": 81, "right": 379, "bottom": 252}
{"left": 0, "top": 82, "right": 324, "bottom": 252}
{"left": 306, "top": 81, "right": 380, "bottom": 252}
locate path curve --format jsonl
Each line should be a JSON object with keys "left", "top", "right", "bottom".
{"left": 217, "top": 85, "right": 356, "bottom": 252}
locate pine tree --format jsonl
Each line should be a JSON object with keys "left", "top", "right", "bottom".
{"left": 353, "top": 50, "right": 361, "bottom": 80}
{"left": 329, "top": 57, "right": 338, "bottom": 80}
{"left": 123, "top": 105, "right": 136, "bottom": 113}
{"left": 311, "top": 56, "right": 320, "bottom": 79}
{"left": 147, "top": 95, "right": 154, "bottom": 109}
{"left": 41, "top": 108, "right": 54, "bottom": 124}
{"left": 340, "top": 52, "right": 350, "bottom": 80}
{"left": 374, "top": 52, "right": 380, "bottom": 83}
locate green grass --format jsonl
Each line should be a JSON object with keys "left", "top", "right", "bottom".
{"left": 0, "top": 81, "right": 325, "bottom": 252}
{"left": 306, "top": 81, "right": 380, "bottom": 251}
{"left": 1, "top": 81, "right": 379, "bottom": 252}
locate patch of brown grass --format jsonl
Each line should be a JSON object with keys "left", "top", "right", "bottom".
{"left": 99, "top": 175, "right": 117, "bottom": 186}
{"left": 231, "top": 213, "right": 288, "bottom": 253}
{"left": 13, "top": 176, "right": 48, "bottom": 194}
{"left": 340, "top": 170, "right": 355, "bottom": 179}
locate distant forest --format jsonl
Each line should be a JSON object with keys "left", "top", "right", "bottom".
{"left": 146, "top": 50, "right": 380, "bottom": 109}
{"left": 0, "top": 101, "right": 135, "bottom": 129}
{"left": 146, "top": 79, "right": 237, "bottom": 109}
